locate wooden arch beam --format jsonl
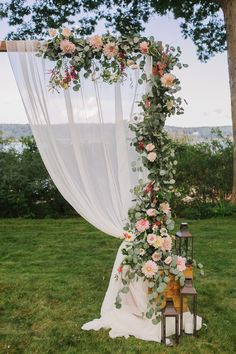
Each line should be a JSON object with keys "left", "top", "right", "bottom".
{"left": 0, "top": 41, "right": 7, "bottom": 52}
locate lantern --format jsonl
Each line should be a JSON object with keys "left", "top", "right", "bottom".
{"left": 180, "top": 276, "right": 197, "bottom": 336}
{"left": 175, "top": 222, "right": 193, "bottom": 263}
{"left": 161, "top": 298, "right": 179, "bottom": 345}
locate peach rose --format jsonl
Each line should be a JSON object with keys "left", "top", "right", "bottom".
{"left": 103, "top": 42, "right": 118, "bottom": 58}
{"left": 49, "top": 28, "right": 57, "bottom": 37}
{"left": 161, "top": 73, "right": 175, "bottom": 88}
{"left": 62, "top": 28, "right": 72, "bottom": 37}
{"left": 147, "top": 152, "right": 157, "bottom": 162}
{"left": 139, "top": 41, "right": 149, "bottom": 54}
{"left": 146, "top": 143, "right": 155, "bottom": 152}
{"left": 88, "top": 35, "right": 103, "bottom": 49}
{"left": 160, "top": 202, "right": 170, "bottom": 214}
{"left": 60, "top": 40, "right": 76, "bottom": 54}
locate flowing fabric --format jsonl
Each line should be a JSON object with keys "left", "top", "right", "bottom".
{"left": 7, "top": 41, "right": 202, "bottom": 342}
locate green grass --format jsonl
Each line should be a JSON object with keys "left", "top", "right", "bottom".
{"left": 0, "top": 217, "right": 236, "bottom": 354}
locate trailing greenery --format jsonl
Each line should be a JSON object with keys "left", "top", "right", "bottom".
{"left": 0, "top": 217, "right": 236, "bottom": 353}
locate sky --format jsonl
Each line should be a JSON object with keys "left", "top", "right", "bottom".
{"left": 0, "top": 13, "right": 232, "bottom": 127}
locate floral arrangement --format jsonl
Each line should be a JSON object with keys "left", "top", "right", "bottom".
{"left": 37, "top": 28, "right": 197, "bottom": 325}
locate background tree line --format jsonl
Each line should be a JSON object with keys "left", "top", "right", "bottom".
{"left": 0, "top": 131, "right": 235, "bottom": 219}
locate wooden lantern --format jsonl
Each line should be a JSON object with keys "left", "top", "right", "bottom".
{"left": 161, "top": 298, "right": 179, "bottom": 345}
{"left": 180, "top": 276, "right": 197, "bottom": 336}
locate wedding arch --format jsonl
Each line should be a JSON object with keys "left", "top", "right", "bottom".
{"left": 2, "top": 30, "right": 202, "bottom": 343}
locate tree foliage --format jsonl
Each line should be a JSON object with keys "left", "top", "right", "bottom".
{"left": 0, "top": 132, "right": 234, "bottom": 219}
{"left": 0, "top": 0, "right": 226, "bottom": 61}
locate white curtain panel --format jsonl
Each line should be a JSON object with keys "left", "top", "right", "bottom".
{"left": 7, "top": 40, "right": 150, "bottom": 237}
{"left": 7, "top": 41, "right": 202, "bottom": 342}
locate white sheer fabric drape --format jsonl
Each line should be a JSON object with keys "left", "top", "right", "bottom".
{"left": 7, "top": 41, "right": 202, "bottom": 342}
{"left": 7, "top": 40, "right": 149, "bottom": 237}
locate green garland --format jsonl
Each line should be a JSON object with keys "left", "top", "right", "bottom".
{"left": 37, "top": 28, "right": 195, "bottom": 324}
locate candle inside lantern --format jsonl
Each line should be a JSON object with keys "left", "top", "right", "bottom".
{"left": 185, "top": 321, "right": 193, "bottom": 334}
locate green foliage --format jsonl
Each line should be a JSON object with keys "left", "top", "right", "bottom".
{"left": 1, "top": 217, "right": 236, "bottom": 353}
{"left": 171, "top": 130, "right": 234, "bottom": 219}
{"left": 0, "top": 0, "right": 225, "bottom": 61}
{"left": 0, "top": 136, "right": 74, "bottom": 218}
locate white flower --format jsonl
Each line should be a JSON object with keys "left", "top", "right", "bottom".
{"left": 164, "top": 256, "right": 172, "bottom": 265}
{"left": 153, "top": 236, "right": 163, "bottom": 249}
{"left": 62, "top": 28, "right": 72, "bottom": 37}
{"left": 49, "top": 28, "right": 57, "bottom": 37}
{"left": 139, "top": 248, "right": 146, "bottom": 256}
{"left": 146, "top": 143, "right": 155, "bottom": 152}
{"left": 160, "top": 228, "right": 168, "bottom": 236}
{"left": 147, "top": 152, "right": 157, "bottom": 162}
{"left": 142, "top": 260, "right": 158, "bottom": 278}
{"left": 166, "top": 99, "right": 174, "bottom": 111}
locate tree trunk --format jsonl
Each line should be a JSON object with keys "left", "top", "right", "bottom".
{"left": 221, "top": 0, "right": 236, "bottom": 204}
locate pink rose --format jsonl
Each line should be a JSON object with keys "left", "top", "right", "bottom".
{"left": 88, "top": 35, "right": 103, "bottom": 49}
{"left": 147, "top": 233, "right": 157, "bottom": 245}
{"left": 161, "top": 235, "right": 172, "bottom": 252}
{"left": 176, "top": 256, "right": 186, "bottom": 272}
{"left": 60, "top": 40, "right": 76, "bottom": 54}
{"left": 139, "top": 41, "right": 149, "bottom": 54}
{"left": 152, "top": 251, "right": 161, "bottom": 262}
{"left": 146, "top": 143, "right": 155, "bottom": 152}
{"left": 164, "top": 256, "right": 172, "bottom": 265}
{"left": 136, "top": 219, "right": 150, "bottom": 233}
{"left": 160, "top": 202, "right": 170, "bottom": 214}
{"left": 146, "top": 208, "right": 156, "bottom": 217}
{"left": 147, "top": 152, "right": 157, "bottom": 162}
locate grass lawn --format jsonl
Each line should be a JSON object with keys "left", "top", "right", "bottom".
{"left": 0, "top": 217, "right": 236, "bottom": 354}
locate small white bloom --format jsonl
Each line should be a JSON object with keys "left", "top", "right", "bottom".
{"left": 147, "top": 152, "right": 157, "bottom": 162}
{"left": 146, "top": 143, "right": 155, "bottom": 152}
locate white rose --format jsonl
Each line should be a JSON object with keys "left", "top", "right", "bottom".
{"left": 166, "top": 99, "right": 174, "bottom": 111}
{"left": 49, "top": 28, "right": 57, "bottom": 37}
{"left": 62, "top": 28, "right": 72, "bottom": 37}
{"left": 147, "top": 152, "right": 157, "bottom": 162}
{"left": 146, "top": 143, "right": 155, "bottom": 152}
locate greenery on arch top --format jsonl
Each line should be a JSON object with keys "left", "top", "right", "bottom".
{"left": 37, "top": 29, "right": 199, "bottom": 324}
